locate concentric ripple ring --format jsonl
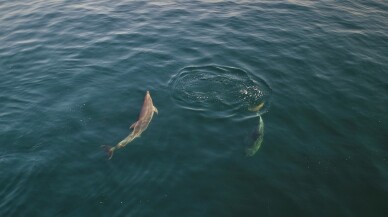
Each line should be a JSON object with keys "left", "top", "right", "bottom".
{"left": 168, "top": 65, "right": 271, "bottom": 118}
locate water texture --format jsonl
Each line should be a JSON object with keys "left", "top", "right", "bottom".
{"left": 169, "top": 65, "right": 271, "bottom": 118}
{"left": 1, "top": 1, "right": 387, "bottom": 217}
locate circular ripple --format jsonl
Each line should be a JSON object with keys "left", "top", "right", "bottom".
{"left": 169, "top": 65, "right": 271, "bottom": 118}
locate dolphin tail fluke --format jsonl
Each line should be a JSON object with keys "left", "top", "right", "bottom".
{"left": 101, "top": 145, "right": 114, "bottom": 160}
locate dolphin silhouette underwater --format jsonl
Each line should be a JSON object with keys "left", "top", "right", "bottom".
{"left": 246, "top": 102, "right": 265, "bottom": 156}
{"left": 246, "top": 114, "right": 264, "bottom": 157}
{"left": 102, "top": 91, "right": 158, "bottom": 159}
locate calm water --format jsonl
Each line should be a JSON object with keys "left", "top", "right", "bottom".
{"left": 1, "top": 0, "right": 387, "bottom": 216}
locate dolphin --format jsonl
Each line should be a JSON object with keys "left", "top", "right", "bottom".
{"left": 246, "top": 102, "right": 265, "bottom": 157}
{"left": 248, "top": 102, "right": 265, "bottom": 112}
{"left": 102, "top": 91, "right": 158, "bottom": 159}
{"left": 246, "top": 115, "right": 264, "bottom": 157}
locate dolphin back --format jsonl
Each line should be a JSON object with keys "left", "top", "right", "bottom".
{"left": 246, "top": 115, "right": 264, "bottom": 157}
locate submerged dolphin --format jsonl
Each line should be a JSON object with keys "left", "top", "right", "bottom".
{"left": 246, "top": 115, "right": 264, "bottom": 157}
{"left": 102, "top": 91, "right": 158, "bottom": 159}
{"left": 246, "top": 102, "right": 265, "bottom": 157}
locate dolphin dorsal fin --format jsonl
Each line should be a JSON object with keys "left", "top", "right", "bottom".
{"left": 153, "top": 106, "right": 158, "bottom": 114}
{"left": 130, "top": 121, "right": 138, "bottom": 129}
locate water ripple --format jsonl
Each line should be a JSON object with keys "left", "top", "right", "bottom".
{"left": 0, "top": 0, "right": 387, "bottom": 216}
{"left": 169, "top": 65, "right": 271, "bottom": 119}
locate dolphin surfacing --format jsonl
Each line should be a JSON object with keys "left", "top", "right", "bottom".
{"left": 248, "top": 102, "right": 265, "bottom": 112}
{"left": 102, "top": 91, "right": 158, "bottom": 159}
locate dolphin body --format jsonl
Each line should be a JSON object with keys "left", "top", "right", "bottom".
{"left": 246, "top": 115, "right": 264, "bottom": 157}
{"left": 245, "top": 102, "right": 265, "bottom": 157}
{"left": 103, "top": 91, "right": 158, "bottom": 159}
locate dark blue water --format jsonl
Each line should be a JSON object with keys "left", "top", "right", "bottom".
{"left": 1, "top": 1, "right": 387, "bottom": 216}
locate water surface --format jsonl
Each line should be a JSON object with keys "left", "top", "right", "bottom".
{"left": 1, "top": 1, "right": 387, "bottom": 216}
